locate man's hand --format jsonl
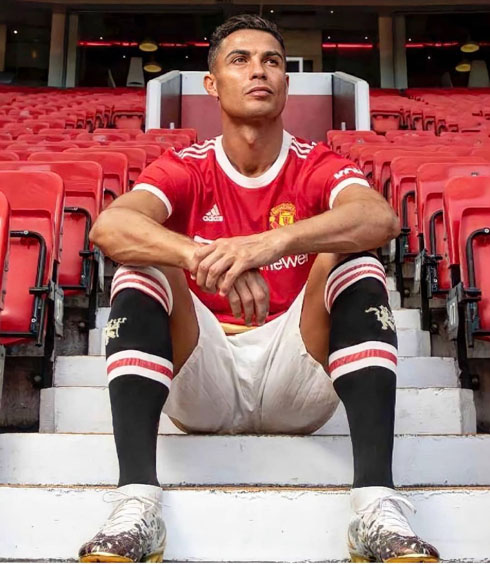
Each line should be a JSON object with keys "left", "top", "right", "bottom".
{"left": 225, "top": 269, "right": 270, "bottom": 326}
{"left": 189, "top": 231, "right": 286, "bottom": 296}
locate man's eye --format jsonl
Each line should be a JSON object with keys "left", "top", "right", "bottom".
{"left": 232, "top": 56, "right": 247, "bottom": 63}
{"left": 266, "top": 59, "right": 279, "bottom": 66}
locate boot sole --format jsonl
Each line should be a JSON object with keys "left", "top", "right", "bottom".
{"left": 350, "top": 553, "right": 439, "bottom": 563}
{"left": 80, "top": 548, "right": 164, "bottom": 563}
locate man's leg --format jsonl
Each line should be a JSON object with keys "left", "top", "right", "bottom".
{"left": 79, "top": 265, "right": 198, "bottom": 563}
{"left": 301, "top": 252, "right": 439, "bottom": 562}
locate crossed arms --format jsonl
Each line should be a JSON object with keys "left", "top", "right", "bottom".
{"left": 90, "top": 185, "right": 400, "bottom": 326}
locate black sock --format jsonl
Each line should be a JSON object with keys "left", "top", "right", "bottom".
{"left": 326, "top": 253, "right": 397, "bottom": 489}
{"left": 106, "top": 267, "right": 173, "bottom": 487}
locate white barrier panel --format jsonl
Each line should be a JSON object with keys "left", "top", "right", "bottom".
{"left": 145, "top": 70, "right": 181, "bottom": 131}
{"left": 332, "top": 71, "right": 370, "bottom": 131}
{"left": 146, "top": 70, "right": 369, "bottom": 137}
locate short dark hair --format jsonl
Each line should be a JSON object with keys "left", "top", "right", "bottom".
{"left": 207, "top": 14, "right": 286, "bottom": 71}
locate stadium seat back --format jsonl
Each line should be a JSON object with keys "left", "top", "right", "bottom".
{"left": 0, "top": 192, "right": 10, "bottom": 311}
{"left": 29, "top": 151, "right": 128, "bottom": 206}
{"left": 17, "top": 134, "right": 70, "bottom": 143}
{"left": 0, "top": 171, "right": 64, "bottom": 344}
{"left": 0, "top": 151, "right": 19, "bottom": 162}
{"left": 147, "top": 128, "right": 198, "bottom": 144}
{"left": 110, "top": 142, "right": 162, "bottom": 165}
{"left": 444, "top": 176, "right": 490, "bottom": 337}
{"left": 66, "top": 146, "right": 146, "bottom": 186}
{"left": 0, "top": 161, "right": 103, "bottom": 293}
{"left": 92, "top": 131, "right": 131, "bottom": 143}
{"left": 94, "top": 128, "right": 142, "bottom": 140}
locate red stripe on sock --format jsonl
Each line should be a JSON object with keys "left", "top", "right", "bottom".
{"left": 107, "top": 357, "right": 173, "bottom": 380}
{"left": 329, "top": 349, "right": 397, "bottom": 373}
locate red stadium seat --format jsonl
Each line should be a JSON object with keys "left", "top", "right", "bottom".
{"left": 0, "top": 125, "right": 33, "bottom": 139}
{"left": 7, "top": 142, "right": 79, "bottom": 160}
{"left": 29, "top": 151, "right": 128, "bottom": 207}
{"left": 385, "top": 130, "right": 437, "bottom": 142}
{"left": 470, "top": 148, "right": 490, "bottom": 162}
{"left": 20, "top": 120, "right": 51, "bottom": 133}
{"left": 415, "top": 162, "right": 490, "bottom": 302}
{"left": 373, "top": 145, "right": 473, "bottom": 201}
{"left": 444, "top": 176, "right": 490, "bottom": 344}
{"left": 66, "top": 147, "right": 146, "bottom": 187}
{"left": 147, "top": 128, "right": 198, "bottom": 144}
{"left": 0, "top": 151, "right": 19, "bottom": 162}
{"left": 0, "top": 192, "right": 10, "bottom": 312}
{"left": 391, "top": 156, "right": 483, "bottom": 260}
{"left": 0, "top": 171, "right": 64, "bottom": 345}
{"left": 136, "top": 132, "right": 188, "bottom": 150}
{"left": 94, "top": 128, "right": 143, "bottom": 140}
{"left": 0, "top": 133, "right": 12, "bottom": 142}
{"left": 17, "top": 134, "right": 71, "bottom": 143}
{"left": 92, "top": 131, "right": 132, "bottom": 143}
{"left": 110, "top": 142, "right": 162, "bottom": 166}
{"left": 39, "top": 128, "right": 90, "bottom": 140}
{"left": 327, "top": 131, "right": 383, "bottom": 155}
{"left": 0, "top": 161, "right": 103, "bottom": 296}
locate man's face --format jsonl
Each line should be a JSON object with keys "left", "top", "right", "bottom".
{"left": 205, "top": 29, "right": 289, "bottom": 121}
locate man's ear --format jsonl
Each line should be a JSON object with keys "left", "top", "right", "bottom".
{"left": 204, "top": 73, "right": 219, "bottom": 100}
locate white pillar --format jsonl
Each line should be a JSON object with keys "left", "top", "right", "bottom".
{"left": 0, "top": 25, "right": 6, "bottom": 73}
{"left": 378, "top": 15, "right": 394, "bottom": 88}
{"left": 48, "top": 10, "right": 66, "bottom": 87}
{"left": 65, "top": 14, "right": 78, "bottom": 88}
{"left": 394, "top": 15, "right": 408, "bottom": 89}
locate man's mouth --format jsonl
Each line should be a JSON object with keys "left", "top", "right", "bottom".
{"left": 246, "top": 86, "right": 273, "bottom": 96}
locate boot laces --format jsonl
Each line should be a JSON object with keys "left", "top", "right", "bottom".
{"left": 360, "top": 494, "right": 416, "bottom": 537}
{"left": 99, "top": 490, "right": 159, "bottom": 536}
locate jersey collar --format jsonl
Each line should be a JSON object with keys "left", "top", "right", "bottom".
{"left": 215, "top": 130, "right": 293, "bottom": 189}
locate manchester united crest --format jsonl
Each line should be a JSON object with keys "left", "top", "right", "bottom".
{"left": 269, "top": 202, "right": 296, "bottom": 229}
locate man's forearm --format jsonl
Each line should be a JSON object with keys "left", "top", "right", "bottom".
{"left": 90, "top": 207, "right": 198, "bottom": 269}
{"left": 275, "top": 198, "right": 400, "bottom": 257}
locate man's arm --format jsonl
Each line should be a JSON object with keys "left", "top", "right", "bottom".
{"left": 90, "top": 190, "right": 270, "bottom": 325}
{"left": 277, "top": 184, "right": 400, "bottom": 256}
{"left": 190, "top": 184, "right": 400, "bottom": 295}
{"left": 89, "top": 191, "right": 198, "bottom": 269}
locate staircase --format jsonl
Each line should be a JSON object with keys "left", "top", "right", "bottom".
{"left": 1, "top": 279, "right": 490, "bottom": 562}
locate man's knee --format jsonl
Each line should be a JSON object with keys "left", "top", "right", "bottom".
{"left": 111, "top": 265, "right": 173, "bottom": 315}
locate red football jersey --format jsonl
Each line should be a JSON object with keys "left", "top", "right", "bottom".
{"left": 133, "top": 131, "right": 370, "bottom": 325}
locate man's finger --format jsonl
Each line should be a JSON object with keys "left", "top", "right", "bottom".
{"left": 219, "top": 262, "right": 247, "bottom": 296}
{"left": 234, "top": 277, "right": 254, "bottom": 326}
{"left": 245, "top": 272, "right": 269, "bottom": 326}
{"left": 203, "top": 256, "right": 234, "bottom": 293}
{"left": 189, "top": 244, "right": 216, "bottom": 277}
{"left": 227, "top": 286, "right": 242, "bottom": 319}
{"left": 195, "top": 250, "right": 226, "bottom": 290}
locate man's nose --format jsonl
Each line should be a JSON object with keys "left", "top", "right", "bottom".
{"left": 250, "top": 58, "right": 267, "bottom": 80}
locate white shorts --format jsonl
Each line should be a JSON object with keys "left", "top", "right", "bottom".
{"left": 164, "top": 287, "right": 339, "bottom": 434}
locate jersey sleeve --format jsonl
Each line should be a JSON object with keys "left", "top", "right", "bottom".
{"left": 306, "top": 146, "right": 371, "bottom": 212}
{"left": 131, "top": 150, "right": 193, "bottom": 219}
{"left": 324, "top": 154, "right": 371, "bottom": 210}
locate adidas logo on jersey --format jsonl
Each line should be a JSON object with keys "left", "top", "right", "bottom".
{"left": 203, "top": 204, "right": 223, "bottom": 222}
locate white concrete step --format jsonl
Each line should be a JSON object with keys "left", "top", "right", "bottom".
{"left": 1, "top": 485, "right": 488, "bottom": 562}
{"left": 2, "top": 433, "right": 489, "bottom": 487}
{"left": 40, "top": 387, "right": 476, "bottom": 435}
{"left": 95, "top": 303, "right": 420, "bottom": 330}
{"left": 89, "top": 325, "right": 430, "bottom": 356}
{"left": 54, "top": 355, "right": 459, "bottom": 389}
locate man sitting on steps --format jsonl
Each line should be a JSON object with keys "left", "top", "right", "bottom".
{"left": 79, "top": 14, "right": 440, "bottom": 564}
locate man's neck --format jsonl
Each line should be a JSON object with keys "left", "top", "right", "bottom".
{"left": 221, "top": 117, "right": 285, "bottom": 178}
